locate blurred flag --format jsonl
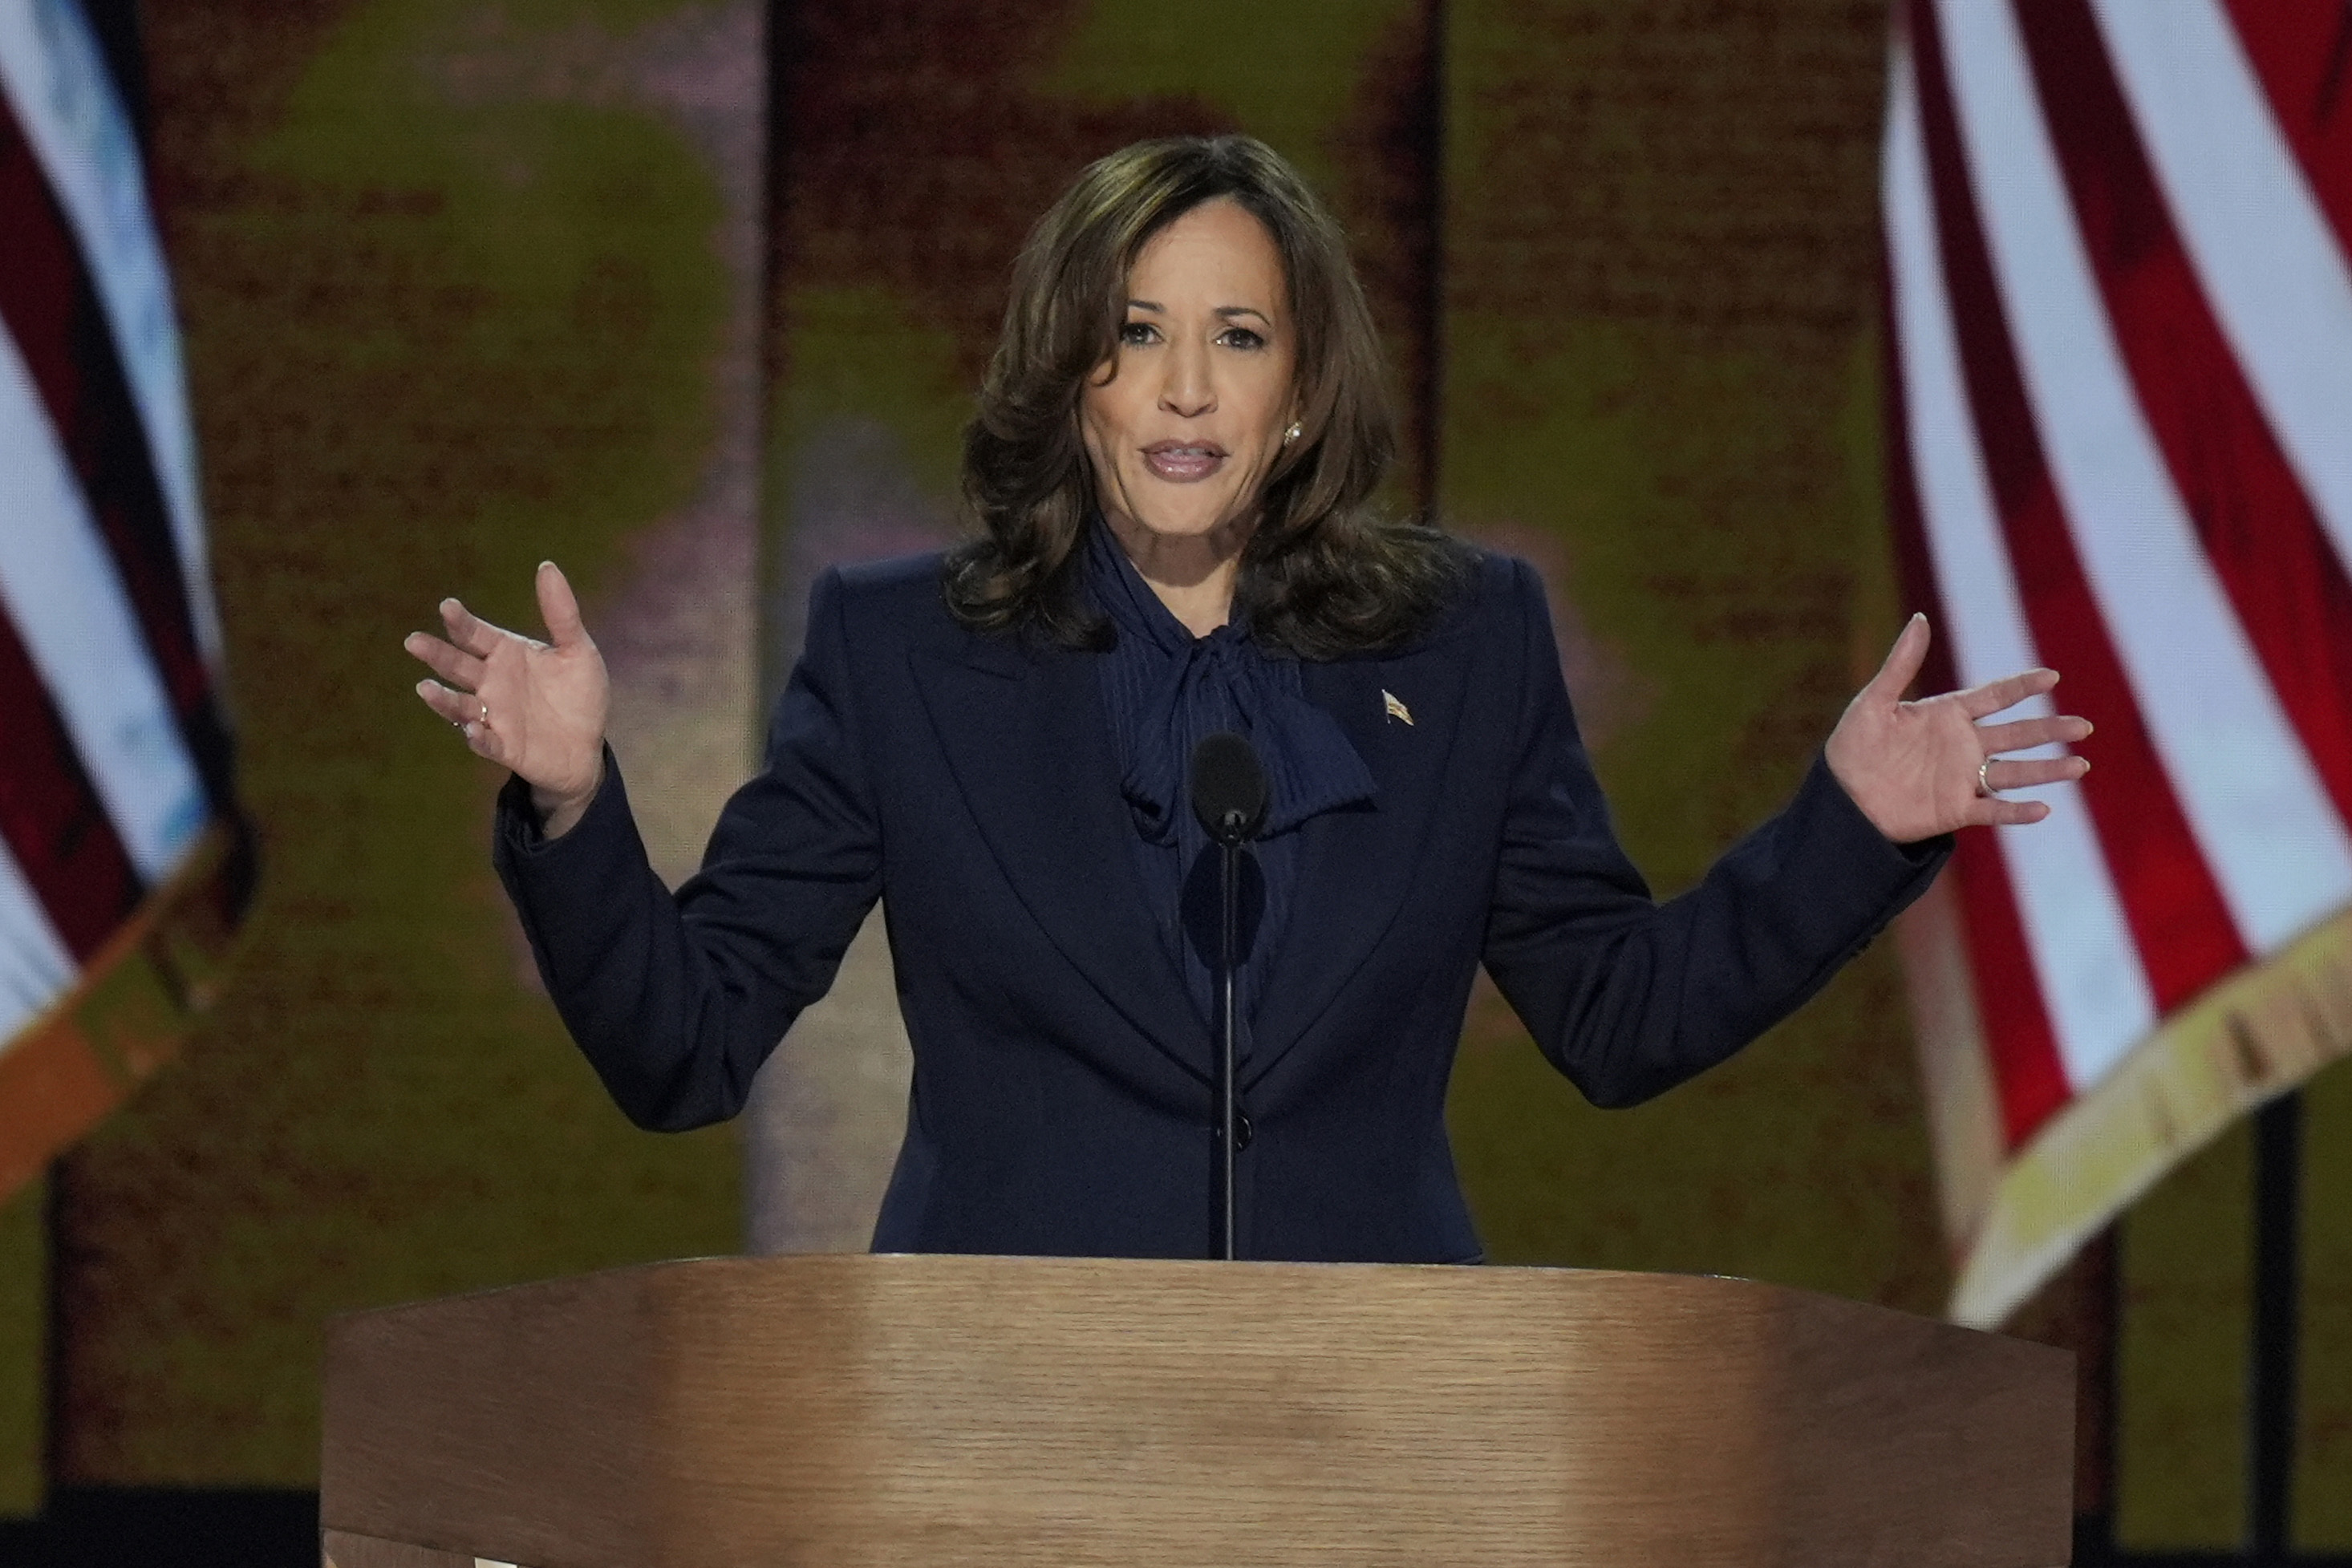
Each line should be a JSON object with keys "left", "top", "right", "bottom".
{"left": 1884, "top": 0, "right": 2352, "bottom": 1327}
{"left": 0, "top": 0, "right": 251, "bottom": 1201}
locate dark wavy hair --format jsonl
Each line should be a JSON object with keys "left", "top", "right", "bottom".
{"left": 944, "top": 135, "right": 1468, "bottom": 657}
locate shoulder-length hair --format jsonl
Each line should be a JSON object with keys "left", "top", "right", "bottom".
{"left": 944, "top": 134, "right": 1466, "bottom": 658}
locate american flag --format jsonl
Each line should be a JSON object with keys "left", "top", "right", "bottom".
{"left": 1884, "top": 0, "right": 2352, "bottom": 1327}
{"left": 0, "top": 0, "right": 248, "bottom": 1198}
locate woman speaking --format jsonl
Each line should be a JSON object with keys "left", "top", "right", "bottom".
{"left": 403, "top": 136, "right": 2088, "bottom": 1264}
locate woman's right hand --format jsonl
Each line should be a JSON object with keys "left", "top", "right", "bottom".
{"left": 404, "top": 561, "right": 610, "bottom": 837}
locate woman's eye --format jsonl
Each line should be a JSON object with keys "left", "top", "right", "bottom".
{"left": 1118, "top": 321, "right": 1158, "bottom": 346}
{"left": 1219, "top": 327, "right": 1266, "bottom": 350}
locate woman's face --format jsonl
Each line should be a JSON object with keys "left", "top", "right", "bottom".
{"left": 1081, "top": 197, "right": 1298, "bottom": 553}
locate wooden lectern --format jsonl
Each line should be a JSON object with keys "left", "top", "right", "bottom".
{"left": 321, "top": 1254, "right": 2070, "bottom": 1566}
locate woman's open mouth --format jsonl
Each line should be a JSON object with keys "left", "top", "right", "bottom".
{"left": 1142, "top": 441, "right": 1227, "bottom": 482}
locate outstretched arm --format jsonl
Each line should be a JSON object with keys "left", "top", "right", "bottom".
{"left": 401, "top": 565, "right": 882, "bottom": 1130}
{"left": 1483, "top": 571, "right": 2084, "bottom": 1108}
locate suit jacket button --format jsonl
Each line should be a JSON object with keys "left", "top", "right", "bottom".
{"left": 1235, "top": 1110, "right": 1253, "bottom": 1150}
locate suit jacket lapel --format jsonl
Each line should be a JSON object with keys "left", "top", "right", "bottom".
{"left": 914, "top": 634, "right": 1210, "bottom": 1088}
{"left": 1247, "top": 633, "right": 1476, "bottom": 1085}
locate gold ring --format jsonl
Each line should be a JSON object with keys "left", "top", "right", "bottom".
{"left": 1977, "top": 757, "right": 1995, "bottom": 797}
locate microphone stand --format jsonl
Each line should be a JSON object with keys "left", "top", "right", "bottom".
{"left": 1216, "top": 812, "right": 1241, "bottom": 1261}
{"left": 1190, "top": 731, "right": 1267, "bottom": 1262}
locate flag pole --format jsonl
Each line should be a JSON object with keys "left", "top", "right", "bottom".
{"left": 2073, "top": 1226, "right": 2123, "bottom": 1567}
{"left": 2249, "top": 1091, "right": 2303, "bottom": 1562}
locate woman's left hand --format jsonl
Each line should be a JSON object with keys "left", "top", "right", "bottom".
{"left": 1825, "top": 613, "right": 2092, "bottom": 844}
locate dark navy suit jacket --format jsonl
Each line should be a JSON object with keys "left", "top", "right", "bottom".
{"left": 493, "top": 549, "right": 1945, "bottom": 1263}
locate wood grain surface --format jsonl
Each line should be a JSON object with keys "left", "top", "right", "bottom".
{"left": 321, "top": 1526, "right": 481, "bottom": 1567}
{"left": 322, "top": 1254, "right": 2070, "bottom": 1566}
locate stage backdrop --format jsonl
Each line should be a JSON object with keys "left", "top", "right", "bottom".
{"left": 0, "top": 0, "right": 2338, "bottom": 1555}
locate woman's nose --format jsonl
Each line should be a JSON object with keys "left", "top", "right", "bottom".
{"left": 1159, "top": 339, "right": 1215, "bottom": 417}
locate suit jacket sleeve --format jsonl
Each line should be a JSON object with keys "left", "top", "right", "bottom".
{"left": 493, "top": 567, "right": 882, "bottom": 1130}
{"left": 1480, "top": 558, "right": 1948, "bottom": 1108}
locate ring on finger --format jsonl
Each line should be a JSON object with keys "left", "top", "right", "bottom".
{"left": 478, "top": 699, "right": 492, "bottom": 727}
{"left": 1977, "top": 757, "right": 1997, "bottom": 798}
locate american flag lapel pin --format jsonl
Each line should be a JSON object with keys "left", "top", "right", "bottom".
{"left": 1381, "top": 688, "right": 1413, "bottom": 726}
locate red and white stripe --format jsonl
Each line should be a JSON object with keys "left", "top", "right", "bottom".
{"left": 0, "top": 0, "right": 222, "bottom": 1047}
{"left": 0, "top": 0, "right": 218, "bottom": 662}
{"left": 1885, "top": 0, "right": 2352, "bottom": 1147}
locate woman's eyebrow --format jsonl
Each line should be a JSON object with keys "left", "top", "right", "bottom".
{"left": 1121, "top": 300, "right": 1272, "bottom": 325}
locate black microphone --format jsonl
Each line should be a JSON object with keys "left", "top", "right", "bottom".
{"left": 1190, "top": 731, "right": 1269, "bottom": 846}
{"left": 1190, "top": 731, "right": 1267, "bottom": 1261}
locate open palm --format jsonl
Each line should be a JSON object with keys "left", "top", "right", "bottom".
{"left": 1826, "top": 614, "right": 2091, "bottom": 843}
{"left": 404, "top": 561, "right": 609, "bottom": 826}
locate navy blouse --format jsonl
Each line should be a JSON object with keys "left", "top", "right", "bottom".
{"left": 1083, "top": 521, "right": 1377, "bottom": 1058}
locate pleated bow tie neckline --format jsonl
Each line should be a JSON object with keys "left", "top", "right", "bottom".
{"left": 1084, "top": 525, "right": 1377, "bottom": 845}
